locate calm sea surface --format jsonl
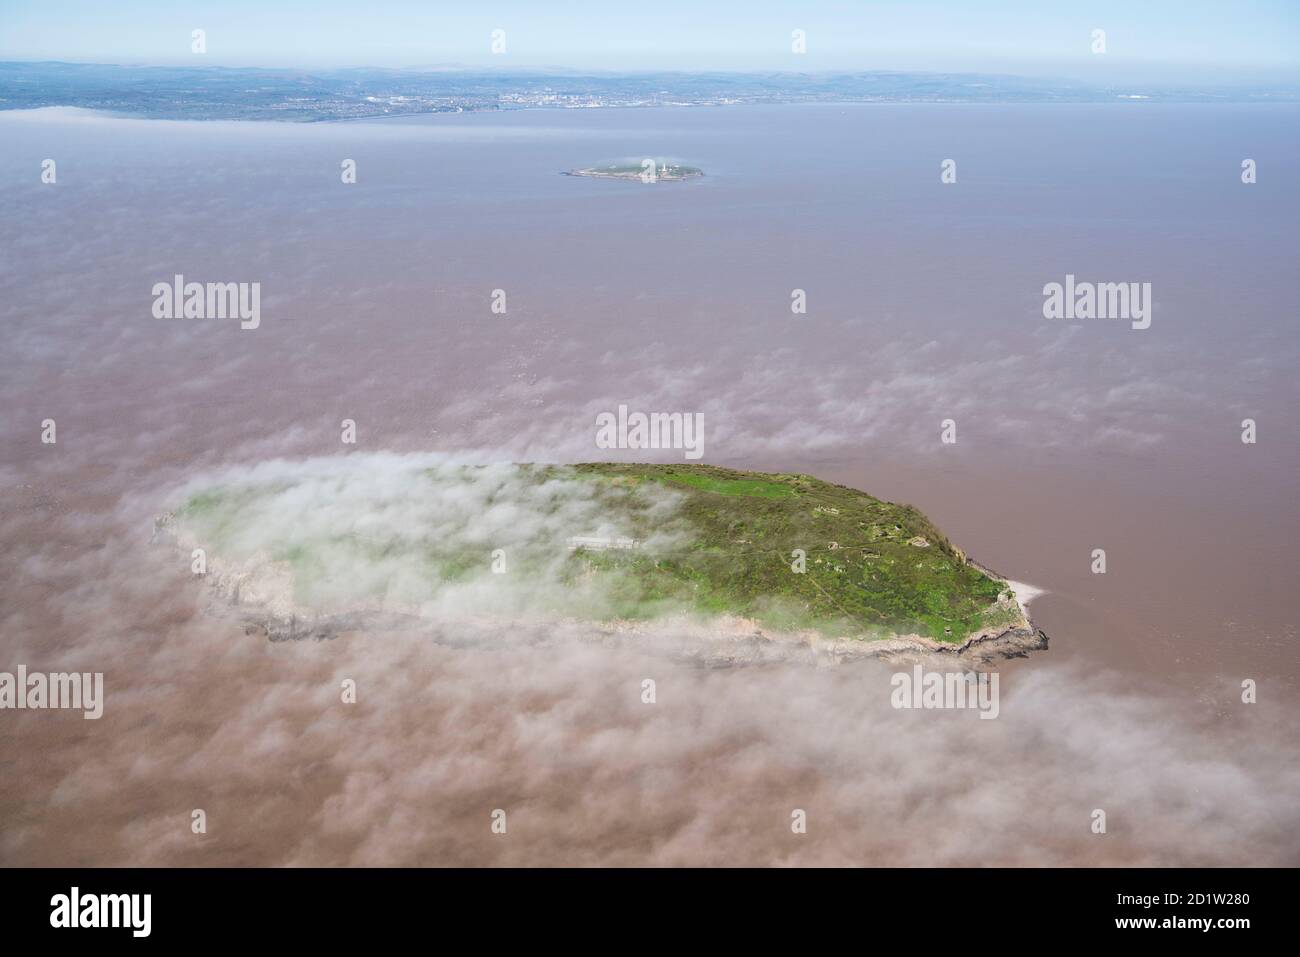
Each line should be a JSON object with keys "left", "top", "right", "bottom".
{"left": 1, "top": 103, "right": 1296, "bottom": 864}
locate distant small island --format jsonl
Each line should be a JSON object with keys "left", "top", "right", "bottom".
{"left": 566, "top": 160, "right": 704, "bottom": 182}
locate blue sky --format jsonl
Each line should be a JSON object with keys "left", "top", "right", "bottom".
{"left": 1, "top": 0, "right": 1297, "bottom": 78}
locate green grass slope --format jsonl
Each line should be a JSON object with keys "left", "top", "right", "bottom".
{"left": 560, "top": 463, "right": 1010, "bottom": 641}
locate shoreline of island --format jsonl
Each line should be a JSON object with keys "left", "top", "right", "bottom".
{"left": 164, "top": 536, "right": 1050, "bottom": 668}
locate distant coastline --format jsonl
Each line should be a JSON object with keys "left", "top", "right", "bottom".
{"left": 3, "top": 61, "right": 1295, "bottom": 122}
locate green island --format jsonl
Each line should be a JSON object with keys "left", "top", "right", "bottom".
{"left": 566, "top": 160, "right": 704, "bottom": 182}
{"left": 164, "top": 462, "right": 1033, "bottom": 647}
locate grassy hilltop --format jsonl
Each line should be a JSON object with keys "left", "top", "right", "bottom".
{"left": 561, "top": 463, "right": 1010, "bottom": 641}
{"left": 170, "top": 461, "right": 1019, "bottom": 644}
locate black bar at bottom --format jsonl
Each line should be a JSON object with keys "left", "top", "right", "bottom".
{"left": 0, "top": 867, "right": 1285, "bottom": 943}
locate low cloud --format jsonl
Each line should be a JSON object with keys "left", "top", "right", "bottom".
{"left": 2, "top": 452, "right": 1297, "bottom": 866}
{"left": 163, "top": 454, "right": 689, "bottom": 623}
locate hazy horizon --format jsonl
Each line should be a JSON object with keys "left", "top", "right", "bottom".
{"left": 3, "top": 0, "right": 1298, "bottom": 79}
